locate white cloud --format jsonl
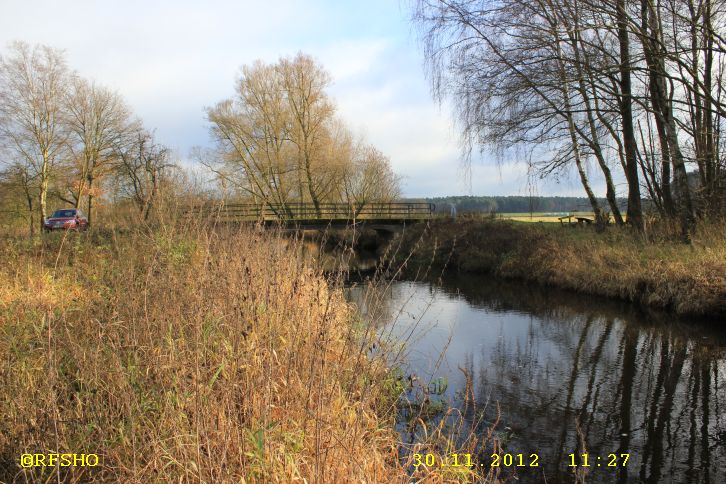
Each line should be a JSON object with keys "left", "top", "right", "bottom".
{"left": 316, "top": 39, "right": 390, "bottom": 82}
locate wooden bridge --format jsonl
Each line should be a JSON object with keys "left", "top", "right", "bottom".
{"left": 183, "top": 202, "right": 435, "bottom": 228}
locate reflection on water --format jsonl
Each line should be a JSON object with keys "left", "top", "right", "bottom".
{"left": 301, "top": 239, "right": 380, "bottom": 274}
{"left": 347, "top": 275, "right": 726, "bottom": 483}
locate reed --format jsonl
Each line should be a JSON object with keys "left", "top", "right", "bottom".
{"left": 1, "top": 214, "right": 502, "bottom": 481}
{"left": 0, "top": 223, "right": 404, "bottom": 481}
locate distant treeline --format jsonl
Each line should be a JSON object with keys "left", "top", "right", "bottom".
{"left": 411, "top": 196, "right": 628, "bottom": 214}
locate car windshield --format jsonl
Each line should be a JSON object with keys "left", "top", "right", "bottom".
{"left": 52, "top": 210, "right": 75, "bottom": 218}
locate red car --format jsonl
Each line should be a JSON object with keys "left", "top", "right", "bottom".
{"left": 44, "top": 208, "right": 89, "bottom": 232}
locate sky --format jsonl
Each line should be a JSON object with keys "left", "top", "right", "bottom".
{"left": 0, "top": 0, "right": 614, "bottom": 198}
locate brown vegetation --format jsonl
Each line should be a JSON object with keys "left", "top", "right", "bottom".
{"left": 399, "top": 218, "right": 726, "bottom": 318}
{"left": 0, "top": 225, "right": 402, "bottom": 481}
{"left": 0, "top": 222, "right": 500, "bottom": 482}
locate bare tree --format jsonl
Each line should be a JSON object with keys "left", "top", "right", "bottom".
{"left": 669, "top": 0, "right": 725, "bottom": 214}
{"left": 0, "top": 163, "right": 37, "bottom": 235}
{"left": 207, "top": 60, "right": 296, "bottom": 212}
{"left": 628, "top": 0, "right": 695, "bottom": 236}
{"left": 341, "top": 144, "right": 401, "bottom": 211}
{"left": 207, "top": 53, "right": 400, "bottom": 212}
{"left": 64, "top": 76, "right": 136, "bottom": 225}
{"left": 278, "top": 53, "right": 337, "bottom": 215}
{"left": 412, "top": 0, "right": 627, "bottom": 224}
{"left": 612, "top": 0, "right": 645, "bottom": 230}
{"left": 412, "top": 0, "right": 726, "bottom": 232}
{"left": 552, "top": 0, "right": 625, "bottom": 224}
{"left": 0, "top": 41, "right": 70, "bottom": 234}
{"left": 113, "top": 129, "right": 173, "bottom": 221}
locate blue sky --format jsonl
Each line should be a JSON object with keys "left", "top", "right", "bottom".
{"left": 0, "top": 0, "right": 611, "bottom": 198}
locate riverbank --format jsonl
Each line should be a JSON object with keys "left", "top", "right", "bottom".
{"left": 0, "top": 227, "right": 409, "bottom": 481}
{"left": 398, "top": 218, "right": 726, "bottom": 318}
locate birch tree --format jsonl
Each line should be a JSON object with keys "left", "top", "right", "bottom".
{"left": 412, "top": 0, "right": 726, "bottom": 233}
{"left": 0, "top": 41, "right": 69, "bottom": 233}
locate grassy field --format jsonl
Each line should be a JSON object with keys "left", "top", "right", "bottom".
{"left": 435, "top": 211, "right": 614, "bottom": 223}
{"left": 0, "top": 224, "right": 494, "bottom": 482}
{"left": 399, "top": 218, "right": 726, "bottom": 318}
{"left": 497, "top": 212, "right": 571, "bottom": 223}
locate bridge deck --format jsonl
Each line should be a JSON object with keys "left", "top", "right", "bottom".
{"left": 183, "top": 202, "right": 435, "bottom": 226}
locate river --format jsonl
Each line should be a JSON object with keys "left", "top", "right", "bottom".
{"left": 346, "top": 274, "right": 726, "bottom": 483}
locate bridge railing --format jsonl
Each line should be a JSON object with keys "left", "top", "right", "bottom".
{"left": 182, "top": 201, "right": 435, "bottom": 223}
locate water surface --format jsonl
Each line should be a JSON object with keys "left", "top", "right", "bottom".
{"left": 348, "top": 275, "right": 726, "bottom": 483}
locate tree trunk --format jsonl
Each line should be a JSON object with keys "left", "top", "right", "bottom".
{"left": 566, "top": 18, "right": 624, "bottom": 225}
{"left": 74, "top": 176, "right": 85, "bottom": 209}
{"left": 639, "top": 0, "right": 695, "bottom": 237}
{"left": 553, "top": 31, "right": 604, "bottom": 221}
{"left": 87, "top": 176, "right": 94, "bottom": 226}
{"left": 39, "top": 174, "right": 49, "bottom": 234}
{"left": 574, "top": 149, "right": 601, "bottom": 218}
{"left": 616, "top": 0, "right": 644, "bottom": 230}
{"left": 665, "top": 120, "right": 696, "bottom": 239}
{"left": 26, "top": 190, "right": 35, "bottom": 237}
{"left": 702, "top": 0, "right": 716, "bottom": 206}
{"left": 639, "top": 0, "right": 678, "bottom": 220}
{"left": 655, "top": 119, "right": 675, "bottom": 216}
{"left": 304, "top": 153, "right": 321, "bottom": 216}
{"left": 144, "top": 170, "right": 158, "bottom": 221}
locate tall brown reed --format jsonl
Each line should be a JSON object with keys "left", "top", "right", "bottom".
{"left": 0, "top": 221, "right": 407, "bottom": 482}
{"left": 2, "top": 206, "right": 503, "bottom": 482}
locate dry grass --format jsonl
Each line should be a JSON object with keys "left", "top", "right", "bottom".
{"left": 0, "top": 221, "right": 499, "bottom": 482}
{"left": 0, "top": 224, "right": 408, "bottom": 482}
{"left": 400, "top": 218, "right": 726, "bottom": 318}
